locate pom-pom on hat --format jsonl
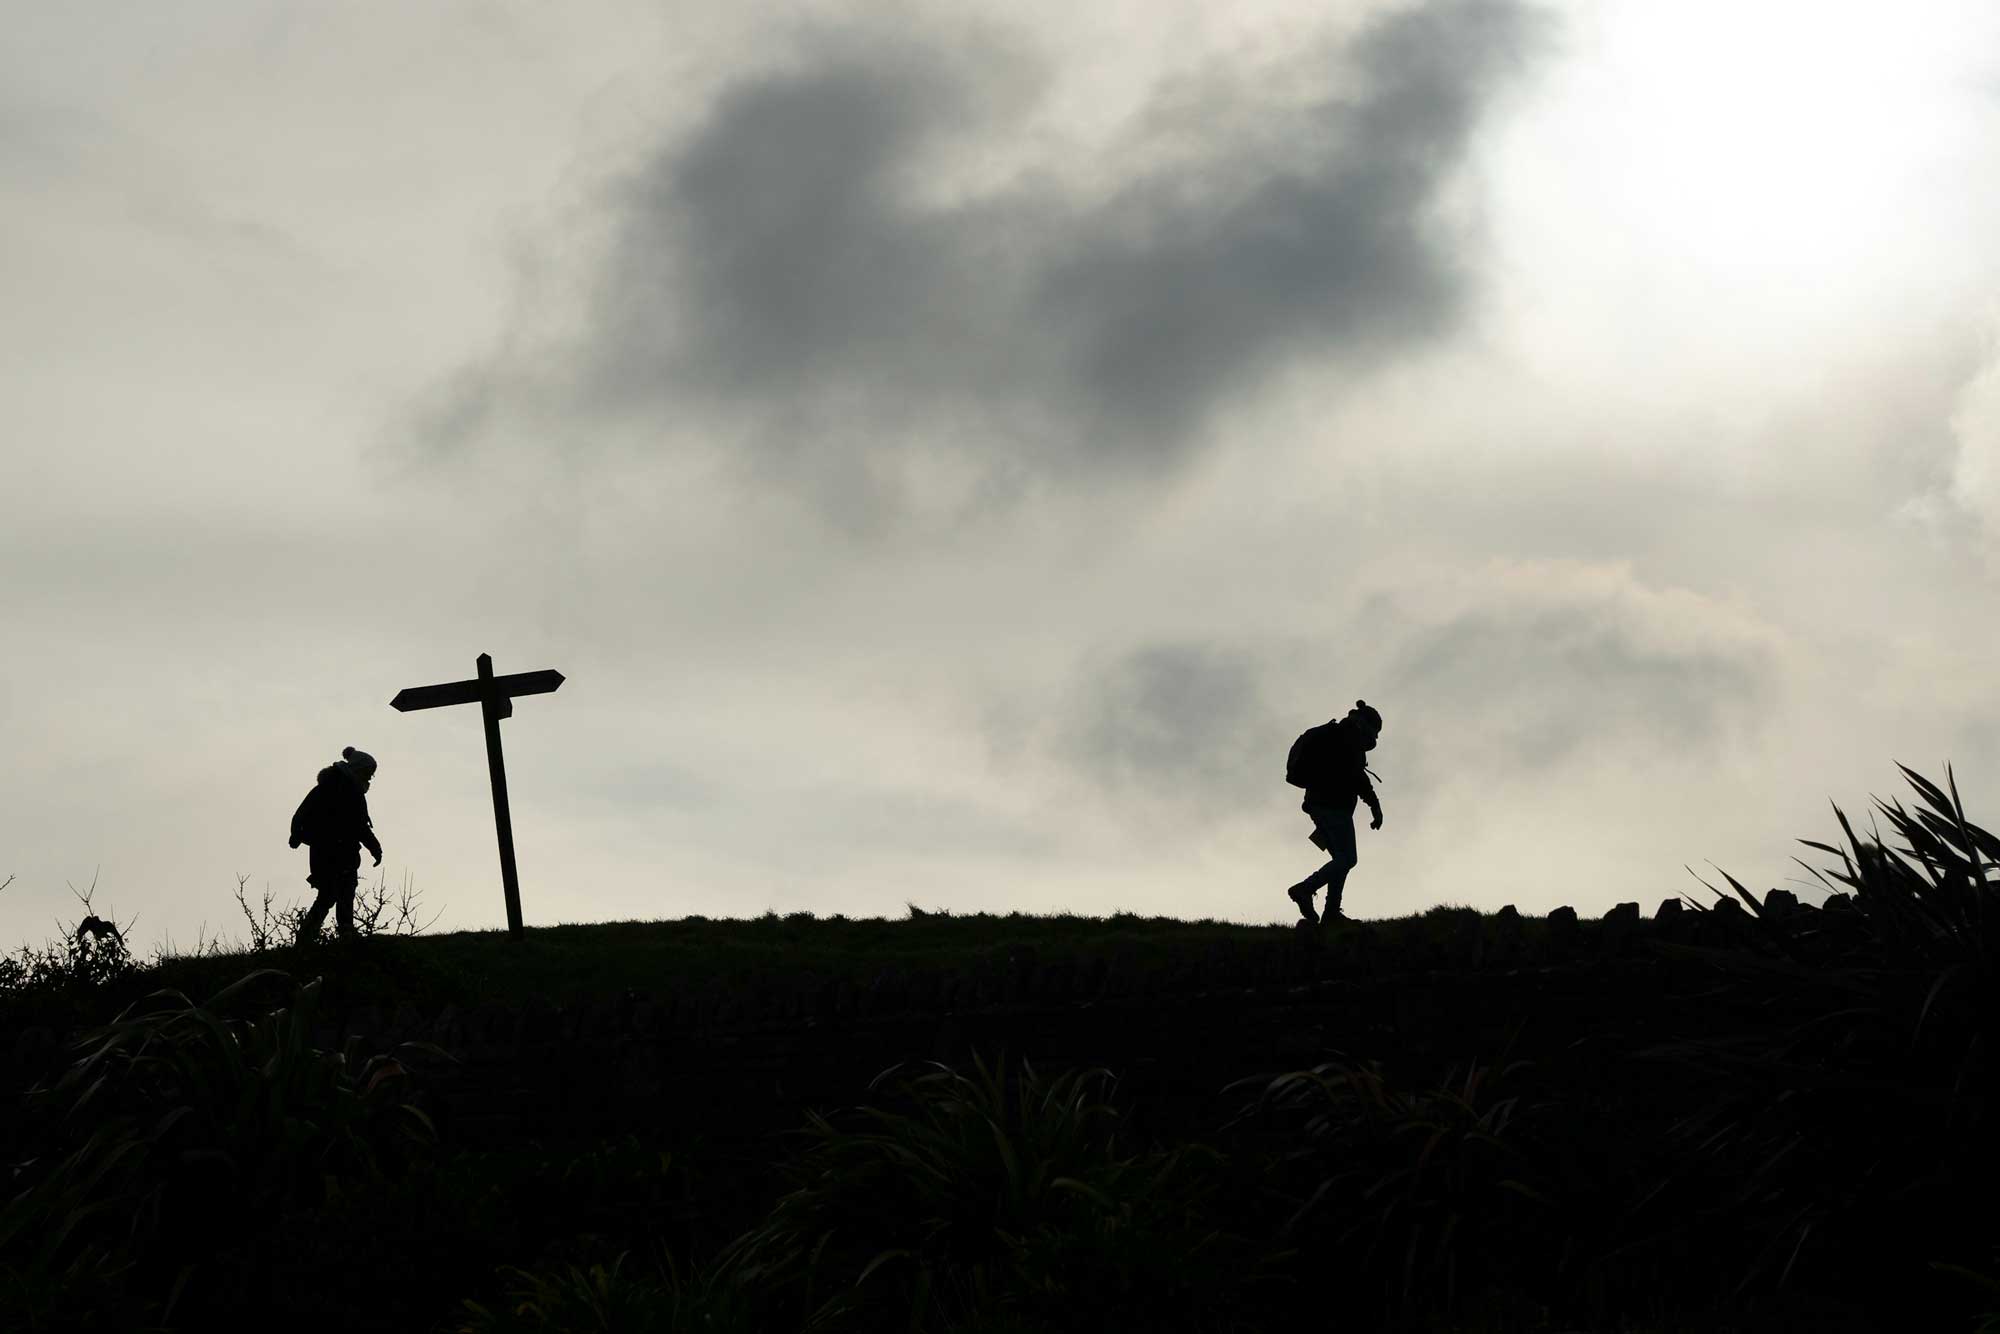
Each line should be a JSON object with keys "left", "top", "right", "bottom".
{"left": 1350, "top": 700, "right": 1383, "bottom": 733}
{"left": 341, "top": 746, "right": 378, "bottom": 776}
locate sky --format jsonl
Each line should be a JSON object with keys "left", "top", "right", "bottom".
{"left": 6, "top": 0, "right": 2000, "bottom": 950}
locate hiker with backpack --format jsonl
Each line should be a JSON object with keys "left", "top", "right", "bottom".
{"left": 288, "top": 746, "right": 383, "bottom": 942}
{"left": 1284, "top": 701, "right": 1383, "bottom": 926}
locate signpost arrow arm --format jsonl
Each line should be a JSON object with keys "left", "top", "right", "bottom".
{"left": 478, "top": 652, "right": 527, "bottom": 941}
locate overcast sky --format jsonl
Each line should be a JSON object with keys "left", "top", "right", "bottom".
{"left": 6, "top": 0, "right": 2000, "bottom": 950}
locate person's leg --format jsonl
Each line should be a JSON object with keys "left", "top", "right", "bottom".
{"left": 298, "top": 884, "right": 336, "bottom": 941}
{"left": 1290, "top": 859, "right": 1342, "bottom": 894}
{"left": 299, "top": 866, "right": 346, "bottom": 943}
{"left": 1318, "top": 817, "right": 1358, "bottom": 922}
{"left": 1321, "top": 863, "right": 1353, "bottom": 919}
{"left": 1287, "top": 861, "right": 1337, "bottom": 923}
{"left": 304, "top": 850, "right": 360, "bottom": 942}
{"left": 1288, "top": 810, "right": 1335, "bottom": 921}
{"left": 333, "top": 881, "right": 357, "bottom": 938}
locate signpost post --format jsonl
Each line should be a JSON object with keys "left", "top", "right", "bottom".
{"left": 391, "top": 653, "right": 564, "bottom": 942}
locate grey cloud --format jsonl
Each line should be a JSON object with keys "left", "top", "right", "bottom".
{"left": 1382, "top": 598, "right": 1780, "bottom": 783}
{"left": 432, "top": 0, "right": 1546, "bottom": 512}
{"left": 1015, "top": 563, "right": 1781, "bottom": 836}
{"left": 1026, "top": 642, "right": 1285, "bottom": 827}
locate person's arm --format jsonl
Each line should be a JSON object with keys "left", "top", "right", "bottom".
{"left": 358, "top": 796, "right": 384, "bottom": 864}
{"left": 1359, "top": 770, "right": 1383, "bottom": 829}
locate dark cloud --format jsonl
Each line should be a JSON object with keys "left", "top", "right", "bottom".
{"left": 986, "top": 641, "right": 1290, "bottom": 831}
{"left": 427, "top": 0, "right": 1546, "bottom": 514}
{"left": 1380, "top": 593, "right": 1781, "bottom": 786}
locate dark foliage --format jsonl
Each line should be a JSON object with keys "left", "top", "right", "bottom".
{"left": 5, "top": 765, "right": 1999, "bottom": 1331}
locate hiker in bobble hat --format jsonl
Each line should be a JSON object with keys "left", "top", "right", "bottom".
{"left": 289, "top": 746, "right": 383, "bottom": 942}
{"left": 1282, "top": 701, "right": 1384, "bottom": 927}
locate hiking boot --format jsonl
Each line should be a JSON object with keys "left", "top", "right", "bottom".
{"left": 1321, "top": 907, "right": 1348, "bottom": 928}
{"left": 1287, "top": 885, "right": 1319, "bottom": 925}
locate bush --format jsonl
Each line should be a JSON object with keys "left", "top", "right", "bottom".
{"left": 721, "top": 1053, "right": 1263, "bottom": 1331}
{"left": 458, "top": 1246, "right": 754, "bottom": 1334}
{"left": 1, "top": 969, "right": 447, "bottom": 1327}
{"left": 0, "top": 871, "right": 139, "bottom": 1009}
{"left": 1232, "top": 1054, "right": 1557, "bottom": 1328}
{"left": 1654, "top": 764, "right": 2000, "bottom": 1323}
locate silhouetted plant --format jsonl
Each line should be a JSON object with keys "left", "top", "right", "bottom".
{"left": 458, "top": 1244, "right": 754, "bottom": 1334}
{"left": 233, "top": 874, "right": 309, "bottom": 952}
{"left": 2, "top": 969, "right": 447, "bottom": 1325}
{"left": 0, "top": 870, "right": 138, "bottom": 1007}
{"left": 1933, "top": 1249, "right": 2000, "bottom": 1334}
{"left": 353, "top": 868, "right": 444, "bottom": 938}
{"left": 1654, "top": 764, "right": 2000, "bottom": 1318}
{"left": 234, "top": 868, "right": 441, "bottom": 950}
{"left": 720, "top": 1053, "right": 1255, "bottom": 1331}
{"left": 1232, "top": 1054, "right": 1555, "bottom": 1327}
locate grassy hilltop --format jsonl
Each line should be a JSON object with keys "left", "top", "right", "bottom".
{"left": 3, "top": 765, "right": 1997, "bottom": 1333}
{"left": 9, "top": 901, "right": 1586, "bottom": 1031}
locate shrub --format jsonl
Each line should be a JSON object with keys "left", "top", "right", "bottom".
{"left": 1232, "top": 1054, "right": 1556, "bottom": 1327}
{"left": 720, "top": 1053, "right": 1260, "bottom": 1331}
{"left": 237, "top": 870, "right": 442, "bottom": 950}
{"left": 458, "top": 1245, "right": 754, "bottom": 1334}
{"left": 0, "top": 871, "right": 139, "bottom": 1008}
{"left": 1654, "top": 764, "right": 2000, "bottom": 1322}
{"left": 1, "top": 969, "right": 447, "bottom": 1326}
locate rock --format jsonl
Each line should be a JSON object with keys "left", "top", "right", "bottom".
{"left": 1822, "top": 892, "right": 1856, "bottom": 911}
{"left": 1762, "top": 888, "right": 1801, "bottom": 917}
{"left": 1601, "top": 902, "right": 1641, "bottom": 955}
{"left": 1548, "top": 905, "right": 1579, "bottom": 927}
{"left": 1697, "top": 897, "right": 1747, "bottom": 946}
{"left": 1496, "top": 904, "right": 1521, "bottom": 921}
{"left": 1655, "top": 899, "right": 1683, "bottom": 920}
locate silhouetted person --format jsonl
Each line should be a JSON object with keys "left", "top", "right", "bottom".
{"left": 289, "top": 746, "right": 382, "bottom": 942}
{"left": 1284, "top": 701, "right": 1383, "bottom": 926}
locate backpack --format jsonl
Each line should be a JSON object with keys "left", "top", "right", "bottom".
{"left": 290, "top": 783, "right": 330, "bottom": 848}
{"left": 1285, "top": 722, "right": 1339, "bottom": 789}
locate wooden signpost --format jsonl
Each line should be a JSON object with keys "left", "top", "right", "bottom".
{"left": 391, "top": 653, "right": 564, "bottom": 942}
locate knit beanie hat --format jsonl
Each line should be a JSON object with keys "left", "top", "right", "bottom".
{"left": 341, "top": 746, "right": 378, "bottom": 777}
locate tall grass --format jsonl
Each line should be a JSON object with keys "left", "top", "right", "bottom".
{"left": 1658, "top": 763, "right": 2000, "bottom": 1322}
{"left": 719, "top": 1053, "right": 1262, "bottom": 1331}
{"left": 2, "top": 969, "right": 446, "bottom": 1327}
{"left": 1229, "top": 1054, "right": 1557, "bottom": 1328}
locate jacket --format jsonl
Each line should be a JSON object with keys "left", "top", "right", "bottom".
{"left": 1302, "top": 719, "right": 1381, "bottom": 818}
{"left": 290, "top": 764, "right": 383, "bottom": 860}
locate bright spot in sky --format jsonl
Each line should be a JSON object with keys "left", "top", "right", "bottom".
{"left": 1483, "top": 0, "right": 1995, "bottom": 418}
{"left": 1605, "top": 5, "right": 1963, "bottom": 270}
